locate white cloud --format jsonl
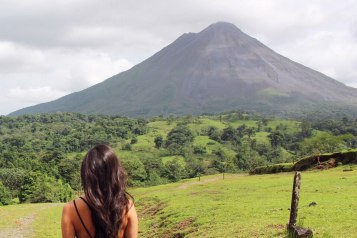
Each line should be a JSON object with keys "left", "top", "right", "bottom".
{"left": 0, "top": 46, "right": 133, "bottom": 115}
{"left": 66, "top": 52, "right": 133, "bottom": 89}
{"left": 0, "top": 41, "right": 47, "bottom": 73}
{"left": 275, "top": 30, "right": 357, "bottom": 85}
{"left": 7, "top": 86, "right": 69, "bottom": 104}
{"left": 0, "top": 86, "right": 69, "bottom": 115}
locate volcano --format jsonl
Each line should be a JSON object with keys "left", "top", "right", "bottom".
{"left": 10, "top": 22, "right": 357, "bottom": 117}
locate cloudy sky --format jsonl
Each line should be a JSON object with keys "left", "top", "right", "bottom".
{"left": 1, "top": 0, "right": 357, "bottom": 115}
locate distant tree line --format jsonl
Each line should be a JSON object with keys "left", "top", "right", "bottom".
{"left": 0, "top": 113, "right": 147, "bottom": 205}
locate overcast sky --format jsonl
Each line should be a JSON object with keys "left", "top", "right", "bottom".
{"left": 1, "top": 0, "right": 357, "bottom": 115}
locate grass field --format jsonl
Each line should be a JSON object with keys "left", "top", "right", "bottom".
{"left": 1, "top": 165, "right": 356, "bottom": 237}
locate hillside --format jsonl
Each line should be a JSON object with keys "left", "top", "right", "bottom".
{"left": 1, "top": 168, "right": 357, "bottom": 237}
{"left": 1, "top": 112, "right": 356, "bottom": 205}
{"left": 10, "top": 22, "right": 357, "bottom": 117}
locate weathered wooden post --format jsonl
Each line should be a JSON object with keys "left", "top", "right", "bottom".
{"left": 287, "top": 172, "right": 313, "bottom": 238}
{"left": 222, "top": 161, "right": 226, "bottom": 180}
{"left": 289, "top": 172, "right": 301, "bottom": 226}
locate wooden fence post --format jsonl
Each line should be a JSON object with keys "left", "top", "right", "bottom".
{"left": 289, "top": 172, "right": 301, "bottom": 226}
{"left": 287, "top": 172, "right": 313, "bottom": 238}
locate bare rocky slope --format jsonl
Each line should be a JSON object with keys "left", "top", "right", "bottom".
{"left": 10, "top": 22, "right": 357, "bottom": 117}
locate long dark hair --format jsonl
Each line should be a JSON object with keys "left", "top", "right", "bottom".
{"left": 81, "top": 144, "right": 130, "bottom": 238}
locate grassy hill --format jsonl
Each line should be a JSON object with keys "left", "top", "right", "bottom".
{"left": 118, "top": 114, "right": 300, "bottom": 163}
{"left": 1, "top": 166, "right": 357, "bottom": 237}
{"left": 1, "top": 112, "right": 356, "bottom": 205}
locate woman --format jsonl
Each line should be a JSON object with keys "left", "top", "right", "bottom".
{"left": 61, "top": 144, "right": 138, "bottom": 238}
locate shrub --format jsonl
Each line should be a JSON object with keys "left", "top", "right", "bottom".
{"left": 0, "top": 182, "right": 12, "bottom": 205}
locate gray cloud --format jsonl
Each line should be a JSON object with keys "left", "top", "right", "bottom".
{"left": 1, "top": 0, "right": 357, "bottom": 115}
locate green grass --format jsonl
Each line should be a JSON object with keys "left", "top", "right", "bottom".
{"left": 147, "top": 120, "right": 176, "bottom": 134}
{"left": 1, "top": 166, "right": 357, "bottom": 237}
{"left": 0, "top": 203, "right": 38, "bottom": 228}
{"left": 267, "top": 119, "right": 300, "bottom": 134}
{"left": 254, "top": 131, "right": 270, "bottom": 144}
{"left": 134, "top": 166, "right": 357, "bottom": 237}
{"left": 193, "top": 136, "right": 221, "bottom": 154}
{"left": 191, "top": 118, "right": 227, "bottom": 130}
{"left": 0, "top": 203, "right": 63, "bottom": 238}
{"left": 32, "top": 204, "right": 63, "bottom": 237}
{"left": 161, "top": 155, "right": 186, "bottom": 166}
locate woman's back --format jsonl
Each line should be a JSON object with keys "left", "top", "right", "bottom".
{"left": 61, "top": 144, "right": 138, "bottom": 238}
{"left": 62, "top": 196, "right": 137, "bottom": 238}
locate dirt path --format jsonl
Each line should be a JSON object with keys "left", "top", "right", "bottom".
{"left": 0, "top": 214, "right": 35, "bottom": 238}
{"left": 0, "top": 203, "right": 59, "bottom": 238}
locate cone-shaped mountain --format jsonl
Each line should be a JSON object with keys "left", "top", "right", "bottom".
{"left": 10, "top": 22, "right": 357, "bottom": 117}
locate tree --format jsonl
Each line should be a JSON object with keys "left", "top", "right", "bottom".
{"left": 221, "top": 126, "right": 237, "bottom": 141}
{"left": 212, "top": 149, "right": 232, "bottom": 173}
{"left": 142, "top": 157, "right": 164, "bottom": 176}
{"left": 19, "top": 172, "right": 73, "bottom": 203}
{"left": 236, "top": 125, "right": 247, "bottom": 137}
{"left": 29, "top": 176, "right": 73, "bottom": 203}
{"left": 122, "top": 159, "right": 147, "bottom": 186}
{"left": 221, "top": 126, "right": 241, "bottom": 145}
{"left": 58, "top": 156, "right": 81, "bottom": 190}
{"left": 0, "top": 168, "right": 27, "bottom": 197}
{"left": 19, "top": 172, "right": 39, "bottom": 203}
{"left": 300, "top": 120, "right": 313, "bottom": 138}
{"left": 235, "top": 138, "right": 266, "bottom": 171}
{"left": 207, "top": 126, "right": 221, "bottom": 142}
{"left": 154, "top": 135, "right": 164, "bottom": 148}
{"left": 122, "top": 143, "right": 132, "bottom": 151}
{"left": 0, "top": 181, "right": 12, "bottom": 205}
{"left": 130, "top": 137, "right": 138, "bottom": 144}
{"left": 166, "top": 126, "right": 194, "bottom": 147}
{"left": 268, "top": 131, "right": 284, "bottom": 148}
{"left": 185, "top": 158, "right": 206, "bottom": 178}
{"left": 261, "top": 118, "right": 269, "bottom": 126}
{"left": 163, "top": 160, "right": 185, "bottom": 182}
{"left": 245, "top": 127, "right": 256, "bottom": 139}
{"left": 165, "top": 126, "right": 194, "bottom": 155}
{"left": 235, "top": 151, "right": 267, "bottom": 171}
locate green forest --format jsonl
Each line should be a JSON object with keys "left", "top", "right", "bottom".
{"left": 0, "top": 112, "right": 356, "bottom": 205}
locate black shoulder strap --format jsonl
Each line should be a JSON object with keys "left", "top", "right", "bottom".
{"left": 79, "top": 196, "right": 91, "bottom": 207}
{"left": 73, "top": 199, "right": 94, "bottom": 238}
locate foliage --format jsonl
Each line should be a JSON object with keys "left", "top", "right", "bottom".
{"left": 0, "top": 112, "right": 356, "bottom": 204}
{"left": 166, "top": 125, "right": 194, "bottom": 147}
{"left": 250, "top": 163, "right": 294, "bottom": 174}
{"left": 154, "top": 135, "right": 163, "bottom": 148}
{"left": 0, "top": 113, "right": 148, "bottom": 203}
{"left": 162, "top": 160, "right": 186, "bottom": 182}
{"left": 122, "top": 158, "right": 148, "bottom": 186}
{"left": 0, "top": 181, "right": 12, "bottom": 205}
{"left": 18, "top": 172, "right": 73, "bottom": 203}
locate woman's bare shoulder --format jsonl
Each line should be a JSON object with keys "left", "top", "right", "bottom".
{"left": 128, "top": 199, "right": 134, "bottom": 209}
{"left": 62, "top": 197, "right": 84, "bottom": 216}
{"left": 123, "top": 199, "right": 138, "bottom": 238}
{"left": 63, "top": 200, "right": 74, "bottom": 212}
{"left": 127, "top": 199, "right": 137, "bottom": 218}
{"left": 62, "top": 200, "right": 75, "bottom": 219}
